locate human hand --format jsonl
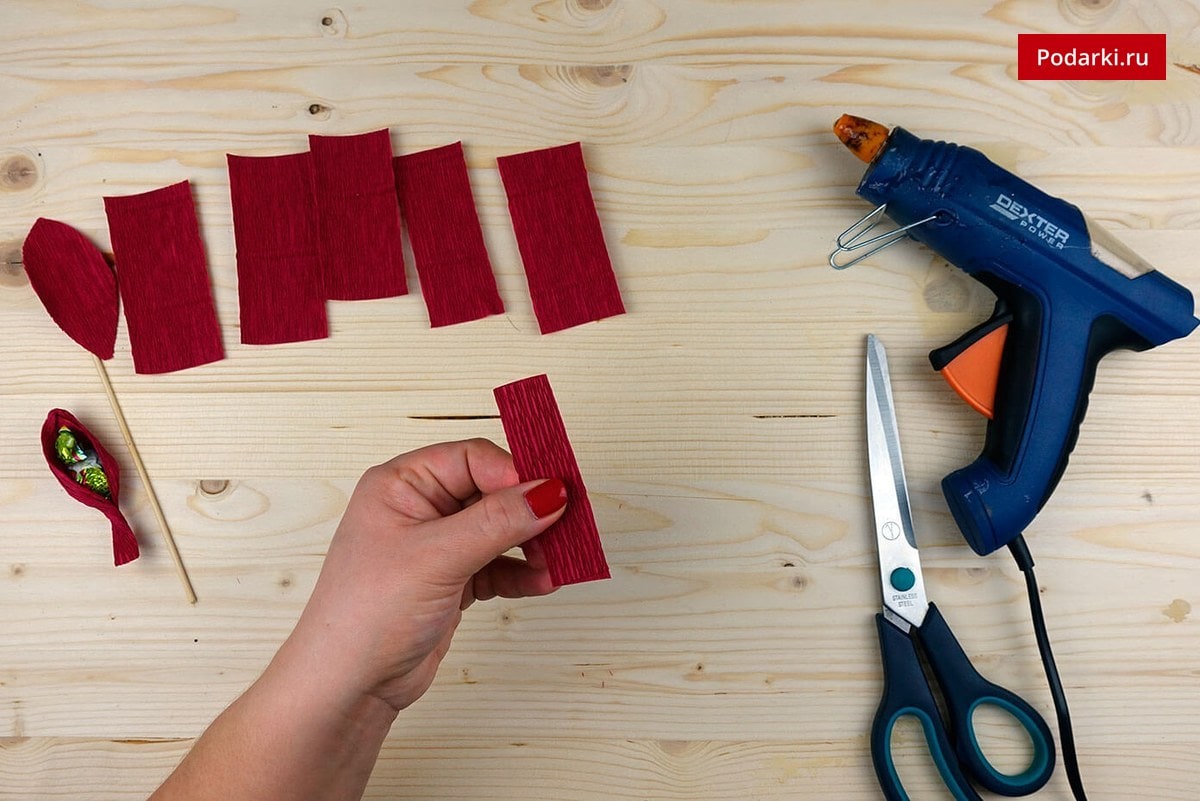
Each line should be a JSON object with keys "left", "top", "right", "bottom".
{"left": 272, "top": 438, "right": 567, "bottom": 717}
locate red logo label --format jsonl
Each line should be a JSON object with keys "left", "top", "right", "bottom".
{"left": 1018, "top": 33, "right": 1166, "bottom": 80}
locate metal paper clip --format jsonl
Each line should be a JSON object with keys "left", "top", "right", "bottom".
{"left": 829, "top": 203, "right": 938, "bottom": 270}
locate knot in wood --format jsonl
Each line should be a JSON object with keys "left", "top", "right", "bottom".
{"left": 963, "top": 566, "right": 991, "bottom": 584}
{"left": 0, "top": 241, "right": 27, "bottom": 288}
{"left": 197, "top": 479, "right": 231, "bottom": 497}
{"left": 574, "top": 64, "right": 633, "bottom": 87}
{"left": 1059, "top": 0, "right": 1117, "bottom": 25}
{"left": 320, "top": 8, "right": 348, "bottom": 37}
{"left": 1, "top": 155, "right": 38, "bottom": 192}
{"left": 922, "top": 268, "right": 971, "bottom": 313}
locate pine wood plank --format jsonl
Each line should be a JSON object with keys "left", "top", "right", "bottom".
{"left": 1, "top": 0, "right": 1198, "bottom": 798}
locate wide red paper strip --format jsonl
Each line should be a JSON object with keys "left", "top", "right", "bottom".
{"left": 494, "top": 374, "right": 609, "bottom": 586}
{"left": 22, "top": 218, "right": 119, "bottom": 360}
{"left": 497, "top": 142, "right": 624, "bottom": 334}
{"left": 309, "top": 129, "right": 407, "bottom": 301}
{"left": 393, "top": 142, "right": 503, "bottom": 327}
{"left": 103, "top": 181, "right": 224, "bottom": 374}
{"left": 41, "top": 409, "right": 139, "bottom": 566}
{"left": 228, "top": 152, "right": 328, "bottom": 344}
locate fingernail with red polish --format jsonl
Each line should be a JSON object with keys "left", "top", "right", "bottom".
{"left": 524, "top": 478, "right": 568, "bottom": 519}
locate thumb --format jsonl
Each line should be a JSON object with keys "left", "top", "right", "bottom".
{"left": 427, "top": 478, "right": 568, "bottom": 578}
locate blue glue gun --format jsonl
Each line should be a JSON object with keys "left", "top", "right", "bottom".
{"left": 831, "top": 115, "right": 1199, "bottom": 555}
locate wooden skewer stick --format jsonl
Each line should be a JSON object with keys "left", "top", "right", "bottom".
{"left": 92, "top": 354, "right": 197, "bottom": 605}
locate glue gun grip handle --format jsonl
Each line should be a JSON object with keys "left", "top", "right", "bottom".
{"left": 941, "top": 278, "right": 1146, "bottom": 555}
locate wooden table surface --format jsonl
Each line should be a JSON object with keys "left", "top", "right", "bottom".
{"left": 3, "top": 1, "right": 1199, "bottom": 798}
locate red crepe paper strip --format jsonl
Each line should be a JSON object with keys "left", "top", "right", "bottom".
{"left": 309, "top": 129, "right": 408, "bottom": 301}
{"left": 393, "top": 142, "right": 503, "bottom": 327}
{"left": 494, "top": 374, "right": 609, "bottom": 586}
{"left": 41, "top": 409, "right": 139, "bottom": 566}
{"left": 497, "top": 142, "right": 624, "bottom": 334}
{"left": 22, "top": 218, "right": 119, "bottom": 360}
{"left": 228, "top": 152, "right": 328, "bottom": 344}
{"left": 103, "top": 181, "right": 224, "bottom": 374}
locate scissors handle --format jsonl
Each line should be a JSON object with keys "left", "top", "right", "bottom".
{"left": 915, "top": 603, "right": 1056, "bottom": 797}
{"left": 872, "top": 614, "right": 984, "bottom": 801}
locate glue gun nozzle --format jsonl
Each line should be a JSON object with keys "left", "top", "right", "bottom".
{"left": 834, "top": 114, "right": 890, "bottom": 163}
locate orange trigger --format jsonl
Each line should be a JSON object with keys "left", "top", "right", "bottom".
{"left": 938, "top": 323, "right": 1008, "bottom": 419}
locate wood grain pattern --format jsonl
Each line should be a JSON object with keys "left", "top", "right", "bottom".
{"left": 2, "top": 0, "right": 1199, "bottom": 798}
{"left": 4, "top": 736, "right": 1198, "bottom": 800}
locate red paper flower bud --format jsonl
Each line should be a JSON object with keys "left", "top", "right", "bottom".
{"left": 41, "top": 409, "right": 139, "bottom": 566}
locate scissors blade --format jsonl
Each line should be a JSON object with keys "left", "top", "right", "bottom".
{"left": 865, "top": 335, "right": 929, "bottom": 630}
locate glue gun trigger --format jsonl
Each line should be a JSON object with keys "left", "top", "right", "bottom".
{"left": 929, "top": 306, "right": 1013, "bottom": 419}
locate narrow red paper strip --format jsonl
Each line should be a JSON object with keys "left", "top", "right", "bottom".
{"left": 22, "top": 218, "right": 119, "bottom": 360}
{"left": 494, "top": 374, "right": 609, "bottom": 586}
{"left": 103, "top": 181, "right": 224, "bottom": 374}
{"left": 497, "top": 142, "right": 624, "bottom": 334}
{"left": 393, "top": 142, "right": 503, "bottom": 327}
{"left": 41, "top": 409, "right": 139, "bottom": 566}
{"left": 309, "top": 129, "right": 407, "bottom": 301}
{"left": 228, "top": 152, "right": 328, "bottom": 344}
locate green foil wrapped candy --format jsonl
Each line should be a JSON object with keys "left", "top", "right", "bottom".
{"left": 79, "top": 466, "right": 111, "bottom": 497}
{"left": 53, "top": 425, "right": 111, "bottom": 499}
{"left": 54, "top": 427, "right": 81, "bottom": 464}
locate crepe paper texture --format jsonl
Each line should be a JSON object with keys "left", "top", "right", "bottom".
{"left": 228, "top": 152, "right": 329, "bottom": 345}
{"left": 22, "top": 218, "right": 119, "bottom": 360}
{"left": 309, "top": 129, "right": 408, "bottom": 301}
{"left": 41, "top": 408, "right": 139, "bottom": 566}
{"left": 497, "top": 142, "right": 624, "bottom": 334}
{"left": 494, "top": 374, "right": 609, "bottom": 586}
{"left": 393, "top": 142, "right": 503, "bottom": 327}
{"left": 103, "top": 181, "right": 224, "bottom": 374}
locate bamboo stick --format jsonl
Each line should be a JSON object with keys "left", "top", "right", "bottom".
{"left": 92, "top": 354, "right": 197, "bottom": 604}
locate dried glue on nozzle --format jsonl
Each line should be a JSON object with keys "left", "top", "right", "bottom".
{"left": 833, "top": 114, "right": 891, "bottom": 163}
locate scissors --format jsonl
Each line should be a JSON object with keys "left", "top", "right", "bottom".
{"left": 865, "top": 334, "right": 1056, "bottom": 800}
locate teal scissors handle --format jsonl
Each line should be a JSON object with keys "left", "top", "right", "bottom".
{"left": 871, "top": 605, "right": 1057, "bottom": 799}
{"left": 915, "top": 603, "right": 1055, "bottom": 796}
{"left": 872, "top": 613, "right": 984, "bottom": 801}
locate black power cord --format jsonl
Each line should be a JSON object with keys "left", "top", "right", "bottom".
{"left": 1007, "top": 534, "right": 1089, "bottom": 800}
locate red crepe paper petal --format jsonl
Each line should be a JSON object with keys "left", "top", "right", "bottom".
{"left": 103, "top": 181, "right": 224, "bottom": 374}
{"left": 497, "top": 142, "right": 624, "bottom": 334}
{"left": 41, "top": 409, "right": 139, "bottom": 566}
{"left": 228, "top": 152, "right": 329, "bottom": 344}
{"left": 22, "top": 218, "right": 119, "bottom": 360}
{"left": 309, "top": 129, "right": 408, "bottom": 301}
{"left": 393, "top": 142, "right": 503, "bottom": 327}
{"left": 494, "top": 374, "right": 609, "bottom": 587}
